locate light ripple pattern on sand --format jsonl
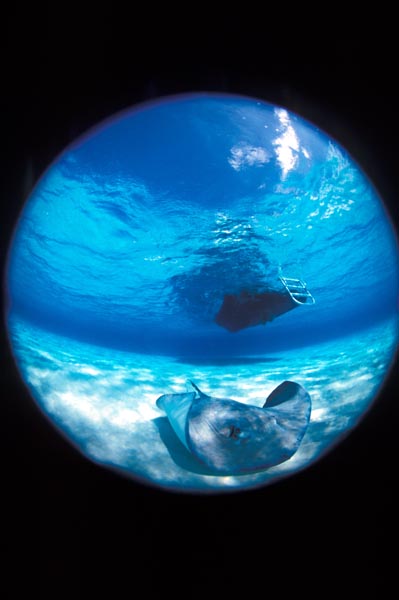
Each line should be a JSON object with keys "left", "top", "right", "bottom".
{"left": 8, "top": 315, "right": 397, "bottom": 492}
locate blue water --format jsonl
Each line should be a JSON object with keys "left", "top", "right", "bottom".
{"left": 5, "top": 94, "right": 399, "bottom": 492}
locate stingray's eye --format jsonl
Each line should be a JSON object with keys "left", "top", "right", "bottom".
{"left": 218, "top": 424, "right": 240, "bottom": 438}
{"left": 228, "top": 425, "right": 241, "bottom": 439}
{"left": 223, "top": 425, "right": 248, "bottom": 440}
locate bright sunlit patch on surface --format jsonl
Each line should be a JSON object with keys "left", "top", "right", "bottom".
{"left": 273, "top": 108, "right": 305, "bottom": 179}
{"left": 228, "top": 143, "right": 270, "bottom": 171}
{"left": 5, "top": 92, "right": 399, "bottom": 493}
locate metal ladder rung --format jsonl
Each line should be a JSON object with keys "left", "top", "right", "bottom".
{"left": 281, "top": 277, "right": 305, "bottom": 282}
{"left": 292, "top": 289, "right": 312, "bottom": 295}
{"left": 279, "top": 275, "right": 315, "bottom": 305}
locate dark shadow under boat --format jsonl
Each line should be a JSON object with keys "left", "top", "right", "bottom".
{"left": 215, "top": 277, "right": 315, "bottom": 333}
{"left": 176, "top": 356, "right": 281, "bottom": 366}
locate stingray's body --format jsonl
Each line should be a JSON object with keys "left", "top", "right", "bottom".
{"left": 156, "top": 380, "right": 311, "bottom": 475}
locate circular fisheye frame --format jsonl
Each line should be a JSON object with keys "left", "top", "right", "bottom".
{"left": 5, "top": 93, "right": 399, "bottom": 493}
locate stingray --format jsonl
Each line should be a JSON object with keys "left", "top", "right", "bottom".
{"left": 156, "top": 380, "right": 311, "bottom": 475}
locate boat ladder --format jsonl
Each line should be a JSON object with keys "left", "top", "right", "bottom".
{"left": 279, "top": 277, "right": 315, "bottom": 305}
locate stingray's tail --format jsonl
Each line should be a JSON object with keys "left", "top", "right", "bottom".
{"left": 190, "top": 381, "right": 208, "bottom": 397}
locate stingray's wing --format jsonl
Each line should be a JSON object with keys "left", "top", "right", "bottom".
{"left": 156, "top": 392, "right": 196, "bottom": 450}
{"left": 263, "top": 380, "right": 308, "bottom": 408}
